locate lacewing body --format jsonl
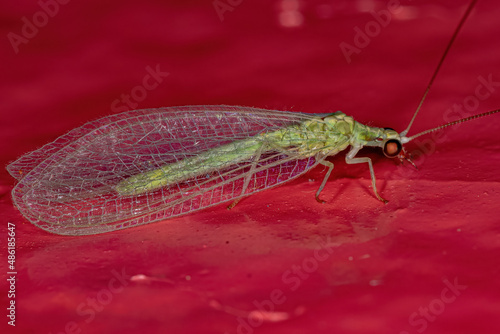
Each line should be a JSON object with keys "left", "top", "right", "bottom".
{"left": 8, "top": 106, "right": 408, "bottom": 235}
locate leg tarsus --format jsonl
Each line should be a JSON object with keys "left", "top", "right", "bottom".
{"left": 315, "top": 160, "right": 334, "bottom": 204}
{"left": 345, "top": 150, "right": 388, "bottom": 204}
{"left": 227, "top": 198, "right": 241, "bottom": 210}
{"left": 227, "top": 143, "right": 264, "bottom": 210}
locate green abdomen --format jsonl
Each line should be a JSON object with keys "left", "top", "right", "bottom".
{"left": 115, "top": 114, "right": 351, "bottom": 196}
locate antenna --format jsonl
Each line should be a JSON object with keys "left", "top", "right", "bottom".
{"left": 400, "top": 0, "right": 478, "bottom": 137}
{"left": 403, "top": 109, "right": 500, "bottom": 142}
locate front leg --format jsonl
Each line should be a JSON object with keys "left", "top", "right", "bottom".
{"left": 345, "top": 146, "right": 388, "bottom": 204}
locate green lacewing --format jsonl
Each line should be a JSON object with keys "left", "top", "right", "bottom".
{"left": 7, "top": 0, "right": 498, "bottom": 235}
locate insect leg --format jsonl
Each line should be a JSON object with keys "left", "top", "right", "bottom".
{"left": 227, "top": 142, "right": 265, "bottom": 210}
{"left": 345, "top": 146, "right": 388, "bottom": 204}
{"left": 315, "top": 158, "right": 333, "bottom": 204}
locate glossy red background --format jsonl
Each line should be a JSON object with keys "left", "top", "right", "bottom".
{"left": 1, "top": 0, "right": 500, "bottom": 333}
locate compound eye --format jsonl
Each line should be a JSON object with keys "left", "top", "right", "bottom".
{"left": 383, "top": 139, "right": 402, "bottom": 158}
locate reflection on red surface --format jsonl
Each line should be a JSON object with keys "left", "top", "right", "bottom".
{"left": 1, "top": 0, "right": 500, "bottom": 333}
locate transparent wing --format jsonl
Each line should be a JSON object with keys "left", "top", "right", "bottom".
{"left": 8, "top": 106, "right": 333, "bottom": 235}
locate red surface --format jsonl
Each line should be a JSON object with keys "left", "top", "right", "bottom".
{"left": 1, "top": 0, "right": 500, "bottom": 333}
